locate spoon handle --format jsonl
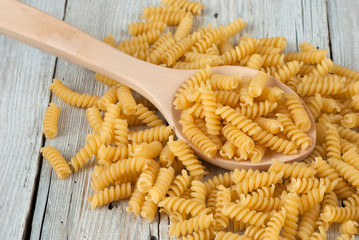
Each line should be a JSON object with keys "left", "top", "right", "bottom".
{"left": 0, "top": 0, "right": 181, "bottom": 123}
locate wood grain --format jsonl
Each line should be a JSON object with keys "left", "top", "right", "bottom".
{"left": 0, "top": 0, "right": 66, "bottom": 239}
{"left": 0, "top": 0, "right": 357, "bottom": 239}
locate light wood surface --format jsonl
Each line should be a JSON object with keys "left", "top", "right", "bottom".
{"left": 0, "top": 0, "right": 357, "bottom": 239}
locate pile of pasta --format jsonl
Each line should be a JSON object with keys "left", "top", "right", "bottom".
{"left": 39, "top": 0, "right": 359, "bottom": 239}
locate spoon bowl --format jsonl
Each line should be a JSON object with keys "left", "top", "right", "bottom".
{"left": 0, "top": 1, "right": 316, "bottom": 170}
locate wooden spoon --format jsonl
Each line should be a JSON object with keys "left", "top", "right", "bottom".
{"left": 0, "top": 1, "right": 316, "bottom": 170}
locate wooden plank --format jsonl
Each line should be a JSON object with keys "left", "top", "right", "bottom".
{"left": 0, "top": 0, "right": 66, "bottom": 239}
{"left": 31, "top": 0, "right": 161, "bottom": 239}
{"left": 327, "top": 0, "right": 359, "bottom": 71}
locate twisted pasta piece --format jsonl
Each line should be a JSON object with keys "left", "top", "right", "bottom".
{"left": 140, "top": 199, "right": 158, "bottom": 222}
{"left": 236, "top": 101, "right": 277, "bottom": 119}
{"left": 168, "top": 137, "right": 205, "bottom": 178}
{"left": 221, "top": 202, "right": 269, "bottom": 227}
{"left": 303, "top": 94, "right": 323, "bottom": 120}
{"left": 146, "top": 167, "right": 174, "bottom": 204}
{"left": 298, "top": 186, "right": 326, "bottom": 214}
{"left": 308, "top": 58, "right": 333, "bottom": 76}
{"left": 232, "top": 168, "right": 258, "bottom": 183}
{"left": 340, "top": 220, "right": 358, "bottom": 235}
{"left": 210, "top": 74, "right": 238, "bottom": 90}
{"left": 97, "top": 86, "right": 118, "bottom": 111}
{"left": 277, "top": 113, "right": 312, "bottom": 150}
{"left": 322, "top": 97, "right": 341, "bottom": 113}
{"left": 331, "top": 63, "right": 359, "bottom": 81}
{"left": 325, "top": 123, "right": 341, "bottom": 161}
{"left": 341, "top": 113, "right": 359, "bottom": 128}
{"left": 168, "top": 214, "right": 213, "bottom": 237}
{"left": 184, "top": 52, "right": 222, "bottom": 62}
{"left": 192, "top": 28, "right": 222, "bottom": 53}
{"left": 219, "top": 141, "right": 236, "bottom": 159}
{"left": 86, "top": 106, "right": 103, "bottom": 132}
{"left": 215, "top": 105, "right": 262, "bottom": 136}
{"left": 131, "top": 141, "right": 163, "bottom": 158}
{"left": 128, "top": 20, "right": 167, "bottom": 36}
{"left": 117, "top": 84, "right": 136, "bottom": 115}
{"left": 159, "top": 197, "right": 209, "bottom": 216}
{"left": 194, "top": 118, "right": 222, "bottom": 149}
{"left": 297, "top": 204, "right": 321, "bottom": 240}
{"left": 40, "top": 146, "right": 71, "bottom": 179}
{"left": 248, "top": 72, "right": 269, "bottom": 98}
{"left": 303, "top": 143, "right": 326, "bottom": 165}
{"left": 288, "top": 178, "right": 336, "bottom": 194}
{"left": 254, "top": 45, "right": 282, "bottom": 55}
{"left": 162, "top": 34, "right": 195, "bottom": 66}
{"left": 261, "top": 53, "right": 285, "bottom": 67}
{"left": 117, "top": 38, "right": 150, "bottom": 55}
{"left": 126, "top": 184, "right": 146, "bottom": 216}
{"left": 222, "top": 123, "right": 254, "bottom": 156}
{"left": 328, "top": 158, "right": 359, "bottom": 188}
{"left": 174, "top": 12, "right": 193, "bottom": 41}
{"left": 118, "top": 29, "right": 161, "bottom": 51}
{"left": 297, "top": 75, "right": 345, "bottom": 97}
{"left": 336, "top": 234, "right": 355, "bottom": 240}
{"left": 113, "top": 118, "right": 128, "bottom": 147}
{"left": 99, "top": 103, "right": 121, "bottom": 144}
{"left": 222, "top": 37, "right": 257, "bottom": 65}
{"left": 204, "top": 172, "right": 233, "bottom": 195}
{"left": 284, "top": 49, "right": 328, "bottom": 64}
{"left": 173, "top": 57, "right": 221, "bottom": 69}
{"left": 282, "top": 193, "right": 300, "bottom": 240}
{"left": 43, "top": 103, "right": 61, "bottom": 139}
{"left": 97, "top": 144, "right": 128, "bottom": 166}
{"left": 252, "top": 129, "right": 298, "bottom": 154}
{"left": 284, "top": 93, "right": 311, "bottom": 131}
{"left": 258, "top": 36, "right": 287, "bottom": 51}
{"left": 167, "top": 169, "right": 191, "bottom": 197}
{"left": 161, "top": 0, "right": 204, "bottom": 14}
{"left": 159, "top": 144, "right": 175, "bottom": 167}
{"left": 342, "top": 149, "right": 359, "bottom": 170}
{"left": 246, "top": 54, "right": 263, "bottom": 70}
{"left": 199, "top": 84, "right": 222, "bottom": 135}
{"left": 94, "top": 73, "right": 116, "bottom": 87}
{"left": 147, "top": 31, "right": 176, "bottom": 64}
{"left": 239, "top": 193, "right": 281, "bottom": 212}
{"left": 49, "top": 78, "right": 99, "bottom": 108}
{"left": 254, "top": 117, "right": 283, "bottom": 134}
{"left": 234, "top": 171, "right": 284, "bottom": 195}
{"left": 70, "top": 134, "right": 103, "bottom": 172}
{"left": 286, "top": 76, "right": 301, "bottom": 92}
{"left": 218, "top": 39, "right": 234, "bottom": 54}
{"left": 190, "top": 180, "right": 206, "bottom": 203}
{"left": 322, "top": 206, "right": 359, "bottom": 222}
{"left": 87, "top": 183, "right": 132, "bottom": 209}
{"left": 91, "top": 157, "right": 148, "bottom": 191}
{"left": 263, "top": 61, "right": 302, "bottom": 83}
{"left": 269, "top": 159, "right": 315, "bottom": 178}
{"left": 220, "top": 17, "right": 246, "bottom": 39}
{"left": 263, "top": 207, "right": 287, "bottom": 240}
{"left": 308, "top": 226, "right": 326, "bottom": 240}
{"left": 337, "top": 125, "right": 359, "bottom": 142}
{"left": 129, "top": 125, "right": 173, "bottom": 144}
{"left": 182, "top": 229, "right": 214, "bottom": 240}
{"left": 141, "top": 5, "right": 181, "bottom": 19}
{"left": 238, "top": 76, "right": 253, "bottom": 106}
{"left": 256, "top": 87, "right": 284, "bottom": 103}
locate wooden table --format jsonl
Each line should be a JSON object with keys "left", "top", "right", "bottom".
{"left": 1, "top": 0, "right": 358, "bottom": 239}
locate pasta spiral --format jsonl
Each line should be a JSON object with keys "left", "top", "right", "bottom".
{"left": 298, "top": 186, "right": 326, "bottom": 214}
{"left": 284, "top": 93, "right": 311, "bottom": 132}
{"left": 161, "top": 0, "right": 204, "bottom": 15}
{"left": 263, "top": 207, "right": 287, "bottom": 240}
{"left": 254, "top": 117, "right": 283, "bottom": 134}
{"left": 282, "top": 193, "right": 300, "bottom": 240}
{"left": 128, "top": 20, "right": 167, "bottom": 36}
{"left": 49, "top": 78, "right": 100, "bottom": 108}
{"left": 40, "top": 146, "right": 71, "bottom": 179}
{"left": 218, "top": 39, "right": 234, "bottom": 54}
{"left": 113, "top": 118, "right": 128, "bottom": 146}
{"left": 308, "top": 57, "right": 334, "bottom": 77}
{"left": 261, "top": 60, "right": 302, "bottom": 83}
{"left": 322, "top": 206, "right": 359, "bottom": 222}
{"left": 97, "top": 85, "right": 118, "bottom": 111}
{"left": 71, "top": 134, "right": 103, "bottom": 172}
{"left": 303, "top": 94, "right": 323, "bottom": 120}
{"left": 91, "top": 157, "right": 148, "bottom": 191}
{"left": 269, "top": 159, "right": 316, "bottom": 178}
{"left": 134, "top": 104, "right": 164, "bottom": 127}
{"left": 190, "top": 180, "right": 207, "bottom": 203}
{"left": 204, "top": 172, "right": 233, "bottom": 195}
{"left": 168, "top": 137, "right": 205, "bottom": 178}
{"left": 158, "top": 197, "right": 209, "bottom": 216}
{"left": 140, "top": 199, "right": 158, "bottom": 222}
{"left": 219, "top": 141, "right": 236, "bottom": 159}
{"left": 248, "top": 71, "right": 269, "bottom": 98}
{"left": 222, "top": 123, "right": 254, "bottom": 155}
{"left": 340, "top": 220, "right": 358, "bottom": 235}
{"left": 238, "top": 193, "right": 281, "bottom": 212}
{"left": 337, "top": 125, "right": 359, "bottom": 143}
{"left": 199, "top": 84, "right": 222, "bottom": 135}
{"left": 43, "top": 102, "right": 61, "bottom": 139}
{"left": 236, "top": 100, "right": 278, "bottom": 119}
{"left": 132, "top": 141, "right": 163, "bottom": 158}
{"left": 172, "top": 57, "right": 222, "bottom": 69}
{"left": 325, "top": 123, "right": 341, "bottom": 161}
{"left": 252, "top": 130, "right": 298, "bottom": 154}
{"left": 210, "top": 74, "right": 238, "bottom": 90}
{"left": 99, "top": 103, "right": 121, "bottom": 144}
{"left": 86, "top": 107, "right": 103, "bottom": 132}
{"left": 288, "top": 178, "right": 336, "bottom": 194}
{"left": 220, "top": 17, "right": 246, "bottom": 39}
{"left": 299, "top": 41, "right": 316, "bottom": 51}
{"left": 146, "top": 167, "right": 175, "bottom": 204}
{"left": 167, "top": 169, "right": 191, "bottom": 197}
{"left": 174, "top": 12, "right": 193, "bottom": 41}
{"left": 97, "top": 144, "right": 128, "bottom": 166}
{"left": 162, "top": 35, "right": 194, "bottom": 66}
{"left": 126, "top": 184, "right": 146, "bottom": 216}
{"left": 141, "top": 5, "right": 181, "bottom": 19}
{"left": 222, "top": 37, "right": 257, "bottom": 65}
{"left": 159, "top": 144, "right": 175, "bottom": 167}
{"left": 87, "top": 183, "right": 132, "bottom": 209}
{"left": 94, "top": 73, "right": 116, "bottom": 87}
{"left": 261, "top": 53, "right": 285, "bottom": 67}
{"left": 297, "top": 75, "right": 345, "bottom": 97}
{"left": 342, "top": 149, "right": 359, "bottom": 170}
{"left": 129, "top": 125, "right": 173, "bottom": 144}
{"left": 277, "top": 113, "right": 313, "bottom": 150}
{"left": 118, "top": 29, "right": 161, "bottom": 51}
{"left": 168, "top": 214, "right": 213, "bottom": 237}
{"left": 221, "top": 201, "right": 269, "bottom": 227}
{"left": 341, "top": 113, "right": 359, "bottom": 128}
{"left": 117, "top": 84, "right": 137, "bottom": 115}
{"left": 147, "top": 31, "right": 176, "bottom": 64}
{"left": 331, "top": 63, "right": 359, "bottom": 81}
{"left": 284, "top": 49, "right": 328, "bottom": 64}
{"left": 258, "top": 36, "right": 287, "bottom": 51}
{"left": 246, "top": 54, "right": 263, "bottom": 70}
{"left": 328, "top": 158, "right": 359, "bottom": 188}
{"left": 297, "top": 204, "right": 321, "bottom": 240}
{"left": 192, "top": 28, "right": 222, "bottom": 53}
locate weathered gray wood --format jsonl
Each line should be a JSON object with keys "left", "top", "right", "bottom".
{"left": 0, "top": 0, "right": 66, "bottom": 239}
{"left": 31, "top": 0, "right": 160, "bottom": 239}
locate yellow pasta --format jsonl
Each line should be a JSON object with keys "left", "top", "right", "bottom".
{"left": 168, "top": 214, "right": 213, "bottom": 237}
{"left": 147, "top": 31, "right": 176, "bottom": 64}
{"left": 340, "top": 220, "right": 358, "bottom": 235}
{"left": 97, "top": 144, "right": 128, "bottom": 166}
{"left": 131, "top": 141, "right": 163, "bottom": 158}
{"left": 321, "top": 206, "right": 359, "bottom": 222}
{"left": 284, "top": 93, "right": 311, "bottom": 132}
{"left": 128, "top": 20, "right": 167, "bottom": 36}
{"left": 263, "top": 207, "right": 287, "bottom": 240}
{"left": 218, "top": 39, "right": 234, "bottom": 54}
{"left": 282, "top": 193, "right": 300, "bottom": 240}
{"left": 303, "top": 94, "right": 323, "bottom": 119}
{"left": 159, "top": 144, "right": 175, "bottom": 167}
{"left": 206, "top": 43, "right": 220, "bottom": 55}
{"left": 297, "top": 75, "right": 345, "bottom": 97}
{"left": 87, "top": 183, "right": 132, "bottom": 209}
{"left": 341, "top": 113, "right": 359, "bottom": 128}
{"left": 117, "top": 84, "right": 137, "bottom": 115}
{"left": 173, "top": 57, "right": 221, "bottom": 69}
{"left": 261, "top": 53, "right": 285, "bottom": 67}
{"left": 222, "top": 123, "right": 254, "bottom": 156}
{"left": 192, "top": 27, "right": 222, "bottom": 53}
{"left": 322, "top": 97, "right": 341, "bottom": 113}
{"left": 161, "top": 0, "right": 204, "bottom": 15}
{"left": 258, "top": 36, "right": 287, "bottom": 51}
{"left": 140, "top": 199, "right": 158, "bottom": 222}
{"left": 113, "top": 118, "right": 128, "bottom": 146}
{"left": 269, "top": 159, "right": 316, "bottom": 178}
{"left": 248, "top": 144, "right": 266, "bottom": 163}
{"left": 331, "top": 63, "right": 359, "bottom": 81}
{"left": 261, "top": 60, "right": 302, "bottom": 83}
{"left": 158, "top": 196, "right": 209, "bottom": 216}
{"left": 325, "top": 123, "right": 341, "bottom": 161}
{"left": 126, "top": 184, "right": 146, "bottom": 216}
{"left": 40, "top": 146, "right": 71, "bottom": 179}
{"left": 299, "top": 41, "right": 316, "bottom": 51}
{"left": 236, "top": 100, "right": 277, "bottom": 119}
{"left": 97, "top": 85, "right": 118, "bottom": 111}
{"left": 222, "top": 37, "right": 257, "bottom": 65}
{"left": 219, "top": 141, "right": 236, "bottom": 159}
{"left": 220, "top": 16, "right": 247, "bottom": 39}
{"left": 162, "top": 34, "right": 195, "bottom": 66}
{"left": 297, "top": 204, "right": 321, "bottom": 240}
{"left": 134, "top": 104, "right": 164, "bottom": 127}
{"left": 254, "top": 117, "right": 283, "bottom": 134}
{"left": 49, "top": 78, "right": 100, "bottom": 108}
{"left": 141, "top": 5, "right": 181, "bottom": 19}
{"left": 129, "top": 125, "right": 173, "bottom": 144}
{"left": 174, "top": 12, "right": 193, "bottom": 41}
{"left": 308, "top": 58, "right": 333, "bottom": 77}
{"left": 298, "top": 186, "right": 326, "bottom": 214}
{"left": 284, "top": 49, "right": 328, "bottom": 64}
{"left": 43, "top": 102, "right": 61, "bottom": 139}
{"left": 99, "top": 103, "right": 121, "bottom": 144}
{"left": 118, "top": 28, "right": 161, "bottom": 50}
{"left": 209, "top": 74, "right": 238, "bottom": 90}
